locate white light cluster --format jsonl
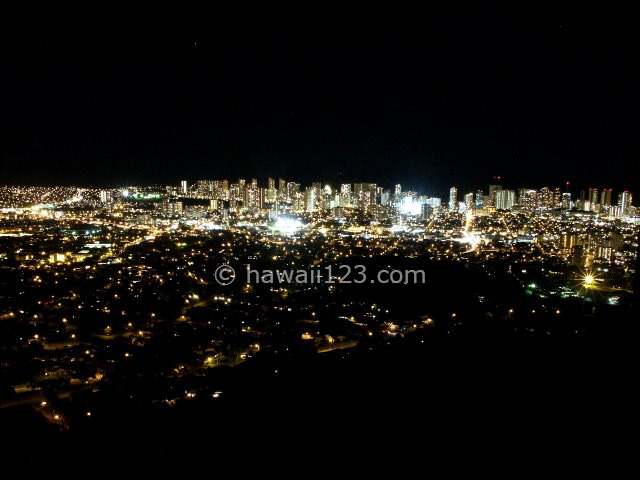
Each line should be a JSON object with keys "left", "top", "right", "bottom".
{"left": 273, "top": 217, "right": 302, "bottom": 234}
{"left": 399, "top": 197, "right": 422, "bottom": 216}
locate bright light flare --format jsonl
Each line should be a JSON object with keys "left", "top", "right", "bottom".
{"left": 399, "top": 197, "right": 422, "bottom": 216}
{"left": 273, "top": 217, "right": 302, "bottom": 234}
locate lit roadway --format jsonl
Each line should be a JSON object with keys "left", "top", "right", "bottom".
{"left": 462, "top": 209, "right": 478, "bottom": 254}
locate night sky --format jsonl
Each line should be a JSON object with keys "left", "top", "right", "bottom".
{"left": 1, "top": 12, "right": 638, "bottom": 197}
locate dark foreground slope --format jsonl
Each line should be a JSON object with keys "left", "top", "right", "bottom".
{"left": 2, "top": 330, "right": 635, "bottom": 472}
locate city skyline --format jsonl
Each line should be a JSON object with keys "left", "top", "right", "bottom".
{"left": 1, "top": 176, "right": 635, "bottom": 202}
{"left": 1, "top": 179, "right": 635, "bottom": 222}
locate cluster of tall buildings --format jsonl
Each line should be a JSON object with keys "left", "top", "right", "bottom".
{"left": 164, "top": 179, "right": 442, "bottom": 217}
{"left": 449, "top": 184, "right": 635, "bottom": 218}
{"left": 448, "top": 184, "right": 520, "bottom": 213}
{"left": 576, "top": 188, "right": 632, "bottom": 216}
{"left": 95, "top": 178, "right": 636, "bottom": 221}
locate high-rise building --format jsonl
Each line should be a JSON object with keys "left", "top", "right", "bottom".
{"left": 210, "top": 180, "right": 228, "bottom": 200}
{"left": 192, "top": 180, "right": 212, "bottom": 199}
{"left": 247, "top": 185, "right": 261, "bottom": 211}
{"left": 449, "top": 187, "right": 458, "bottom": 211}
{"left": 552, "top": 187, "right": 562, "bottom": 209}
{"left": 265, "top": 178, "right": 277, "bottom": 205}
{"left": 538, "top": 187, "right": 558, "bottom": 210}
{"left": 464, "top": 192, "right": 474, "bottom": 211}
{"left": 619, "top": 191, "right": 633, "bottom": 216}
{"left": 229, "top": 182, "right": 244, "bottom": 210}
{"left": 292, "top": 191, "right": 305, "bottom": 213}
{"left": 475, "top": 190, "right": 484, "bottom": 209}
{"left": 488, "top": 185, "right": 502, "bottom": 207}
{"left": 588, "top": 188, "right": 599, "bottom": 211}
{"left": 421, "top": 204, "right": 433, "bottom": 219}
{"left": 518, "top": 189, "right": 537, "bottom": 210}
{"left": 496, "top": 189, "right": 516, "bottom": 210}
{"left": 305, "top": 187, "right": 318, "bottom": 212}
{"left": 278, "top": 179, "right": 287, "bottom": 202}
{"left": 380, "top": 189, "right": 391, "bottom": 206}
{"left": 354, "top": 183, "right": 378, "bottom": 210}
{"left": 338, "top": 183, "right": 352, "bottom": 207}
{"left": 180, "top": 180, "right": 188, "bottom": 196}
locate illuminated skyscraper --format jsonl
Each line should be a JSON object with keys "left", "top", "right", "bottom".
{"left": 553, "top": 187, "right": 562, "bottom": 209}
{"left": 354, "top": 183, "right": 378, "bottom": 210}
{"left": 449, "top": 187, "right": 458, "bottom": 211}
{"left": 475, "top": 189, "right": 484, "bottom": 209}
{"left": 380, "top": 189, "right": 391, "bottom": 206}
{"left": 538, "top": 187, "right": 556, "bottom": 209}
{"left": 210, "top": 180, "right": 228, "bottom": 200}
{"left": 244, "top": 180, "right": 261, "bottom": 212}
{"left": 496, "top": 189, "right": 516, "bottom": 210}
{"left": 421, "top": 204, "right": 433, "bottom": 219}
{"left": 518, "top": 189, "right": 536, "bottom": 210}
{"left": 488, "top": 184, "right": 502, "bottom": 207}
{"left": 180, "top": 180, "right": 188, "bottom": 196}
{"left": 193, "top": 180, "right": 212, "bottom": 199}
{"left": 338, "top": 183, "right": 352, "bottom": 207}
{"left": 305, "top": 187, "right": 318, "bottom": 212}
{"left": 287, "top": 182, "right": 300, "bottom": 200}
{"left": 464, "top": 192, "right": 474, "bottom": 211}
{"left": 278, "top": 179, "right": 287, "bottom": 202}
{"left": 266, "top": 178, "right": 277, "bottom": 205}
{"left": 618, "top": 191, "right": 633, "bottom": 216}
